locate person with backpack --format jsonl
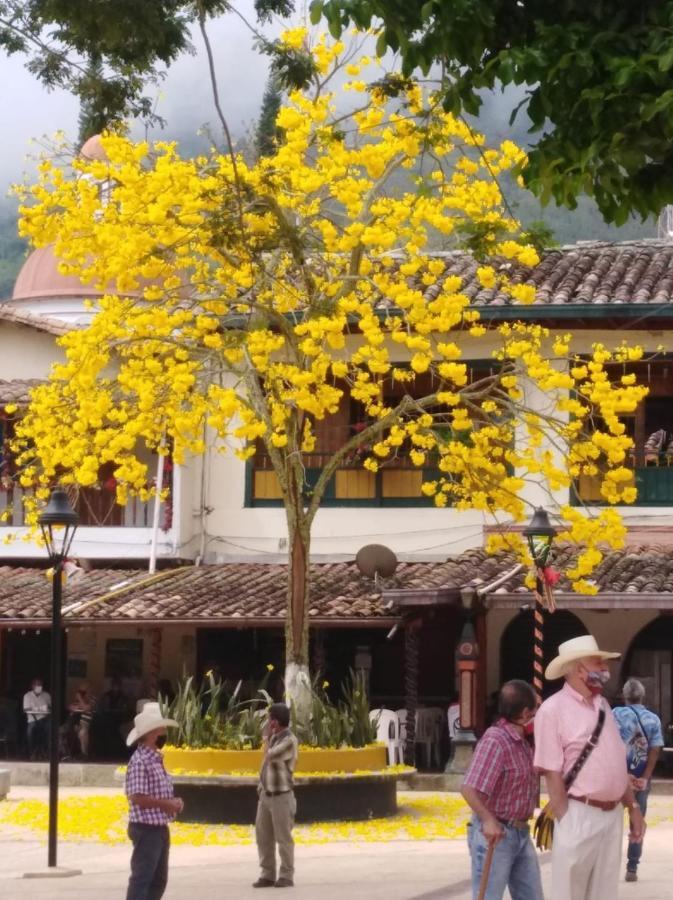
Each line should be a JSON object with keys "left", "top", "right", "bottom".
{"left": 613, "top": 678, "right": 664, "bottom": 883}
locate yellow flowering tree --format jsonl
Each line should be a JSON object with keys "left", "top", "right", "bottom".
{"left": 12, "top": 31, "right": 647, "bottom": 703}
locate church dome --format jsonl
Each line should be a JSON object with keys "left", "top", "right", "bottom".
{"left": 11, "top": 244, "right": 104, "bottom": 302}
{"left": 79, "top": 133, "right": 108, "bottom": 161}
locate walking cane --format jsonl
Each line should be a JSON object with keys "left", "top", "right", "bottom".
{"left": 477, "top": 840, "right": 496, "bottom": 900}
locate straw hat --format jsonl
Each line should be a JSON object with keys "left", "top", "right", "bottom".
{"left": 545, "top": 635, "right": 620, "bottom": 681}
{"left": 126, "top": 702, "right": 177, "bottom": 746}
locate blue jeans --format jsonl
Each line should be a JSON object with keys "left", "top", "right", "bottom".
{"left": 627, "top": 788, "right": 649, "bottom": 873}
{"left": 126, "top": 823, "right": 170, "bottom": 900}
{"left": 468, "top": 816, "right": 543, "bottom": 900}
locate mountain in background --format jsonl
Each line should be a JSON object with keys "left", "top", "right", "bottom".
{"left": 0, "top": 86, "right": 657, "bottom": 299}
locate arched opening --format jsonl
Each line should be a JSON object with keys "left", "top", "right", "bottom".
{"left": 622, "top": 615, "right": 673, "bottom": 737}
{"left": 500, "top": 610, "right": 588, "bottom": 699}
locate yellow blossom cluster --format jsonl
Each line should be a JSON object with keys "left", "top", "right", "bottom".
{"left": 10, "top": 33, "right": 648, "bottom": 596}
{"left": 0, "top": 791, "right": 470, "bottom": 845}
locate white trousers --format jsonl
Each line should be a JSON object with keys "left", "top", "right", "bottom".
{"left": 551, "top": 800, "right": 623, "bottom": 900}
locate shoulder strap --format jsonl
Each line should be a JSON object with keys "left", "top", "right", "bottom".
{"left": 629, "top": 706, "right": 650, "bottom": 747}
{"left": 563, "top": 704, "right": 606, "bottom": 789}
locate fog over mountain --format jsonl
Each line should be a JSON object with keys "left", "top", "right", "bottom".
{"left": 0, "top": 4, "right": 655, "bottom": 297}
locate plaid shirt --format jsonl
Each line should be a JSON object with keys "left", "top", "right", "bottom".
{"left": 125, "top": 745, "right": 175, "bottom": 826}
{"left": 462, "top": 719, "right": 537, "bottom": 820}
{"left": 259, "top": 728, "right": 298, "bottom": 794}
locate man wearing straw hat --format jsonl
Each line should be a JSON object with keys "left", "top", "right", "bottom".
{"left": 125, "top": 702, "right": 183, "bottom": 900}
{"left": 461, "top": 680, "right": 543, "bottom": 899}
{"left": 534, "top": 635, "right": 646, "bottom": 899}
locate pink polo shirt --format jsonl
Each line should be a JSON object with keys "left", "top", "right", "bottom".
{"left": 534, "top": 682, "right": 628, "bottom": 802}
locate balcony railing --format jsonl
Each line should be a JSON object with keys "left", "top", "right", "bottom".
{"left": 0, "top": 484, "right": 156, "bottom": 527}
{"left": 574, "top": 459, "right": 673, "bottom": 507}
{"left": 248, "top": 454, "right": 440, "bottom": 507}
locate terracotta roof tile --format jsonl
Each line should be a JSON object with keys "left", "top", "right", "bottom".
{"left": 404, "top": 241, "right": 673, "bottom": 308}
{"left": 0, "top": 545, "right": 671, "bottom": 625}
{"left": 0, "top": 305, "right": 70, "bottom": 335}
{"left": 0, "top": 379, "right": 43, "bottom": 404}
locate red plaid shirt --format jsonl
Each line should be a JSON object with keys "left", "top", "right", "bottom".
{"left": 125, "top": 745, "right": 175, "bottom": 826}
{"left": 462, "top": 719, "right": 536, "bottom": 820}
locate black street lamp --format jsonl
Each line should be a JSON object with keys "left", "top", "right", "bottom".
{"left": 39, "top": 488, "right": 78, "bottom": 870}
{"left": 523, "top": 507, "right": 557, "bottom": 706}
{"left": 523, "top": 507, "right": 557, "bottom": 570}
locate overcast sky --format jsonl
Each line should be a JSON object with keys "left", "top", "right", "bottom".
{"left": 0, "top": 0, "right": 277, "bottom": 200}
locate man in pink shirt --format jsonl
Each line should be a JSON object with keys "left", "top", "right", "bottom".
{"left": 534, "top": 635, "right": 645, "bottom": 899}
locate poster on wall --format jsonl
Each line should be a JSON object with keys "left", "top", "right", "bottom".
{"left": 67, "top": 655, "right": 88, "bottom": 680}
{"left": 105, "top": 638, "right": 143, "bottom": 679}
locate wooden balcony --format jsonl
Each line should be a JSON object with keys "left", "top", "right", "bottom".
{"left": 248, "top": 455, "right": 439, "bottom": 507}
{"left": 0, "top": 484, "right": 156, "bottom": 528}
{"left": 574, "top": 461, "right": 673, "bottom": 507}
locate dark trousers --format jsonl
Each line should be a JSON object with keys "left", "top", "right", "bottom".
{"left": 27, "top": 718, "right": 49, "bottom": 759}
{"left": 627, "top": 788, "right": 649, "bottom": 873}
{"left": 126, "top": 823, "right": 170, "bottom": 900}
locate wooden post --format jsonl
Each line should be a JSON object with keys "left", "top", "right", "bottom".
{"left": 475, "top": 609, "right": 488, "bottom": 734}
{"left": 404, "top": 623, "right": 420, "bottom": 765}
{"left": 533, "top": 575, "right": 545, "bottom": 707}
{"left": 148, "top": 627, "right": 162, "bottom": 699}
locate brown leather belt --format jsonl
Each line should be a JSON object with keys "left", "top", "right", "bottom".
{"left": 569, "top": 795, "right": 620, "bottom": 812}
{"left": 497, "top": 817, "right": 530, "bottom": 830}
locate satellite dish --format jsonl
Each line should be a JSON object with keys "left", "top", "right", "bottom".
{"left": 356, "top": 544, "right": 398, "bottom": 579}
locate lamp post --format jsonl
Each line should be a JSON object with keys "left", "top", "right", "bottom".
{"left": 39, "top": 488, "right": 78, "bottom": 870}
{"left": 522, "top": 507, "right": 557, "bottom": 707}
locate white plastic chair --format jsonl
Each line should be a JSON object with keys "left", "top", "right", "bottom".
{"left": 415, "top": 707, "right": 444, "bottom": 769}
{"left": 369, "top": 708, "right": 404, "bottom": 765}
{"left": 396, "top": 708, "right": 407, "bottom": 744}
{"left": 447, "top": 703, "right": 460, "bottom": 741}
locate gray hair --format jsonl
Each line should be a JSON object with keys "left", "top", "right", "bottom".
{"left": 623, "top": 678, "right": 646, "bottom": 704}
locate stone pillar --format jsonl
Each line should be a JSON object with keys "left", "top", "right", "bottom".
{"left": 445, "top": 620, "right": 478, "bottom": 774}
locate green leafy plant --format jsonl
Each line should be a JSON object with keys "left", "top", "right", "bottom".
{"left": 161, "top": 669, "right": 377, "bottom": 750}
{"left": 291, "top": 670, "right": 378, "bottom": 749}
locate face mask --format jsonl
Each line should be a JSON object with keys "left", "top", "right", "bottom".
{"left": 155, "top": 735, "right": 167, "bottom": 750}
{"left": 523, "top": 719, "right": 535, "bottom": 738}
{"left": 585, "top": 669, "right": 610, "bottom": 694}
{"left": 33, "top": 686, "right": 42, "bottom": 695}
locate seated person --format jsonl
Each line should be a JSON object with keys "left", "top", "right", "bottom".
{"left": 23, "top": 677, "right": 51, "bottom": 760}
{"left": 68, "top": 683, "right": 96, "bottom": 758}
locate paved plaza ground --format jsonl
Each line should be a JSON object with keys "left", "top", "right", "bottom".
{"left": 1, "top": 788, "right": 672, "bottom": 898}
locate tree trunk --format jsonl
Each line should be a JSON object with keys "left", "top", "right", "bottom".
{"left": 284, "top": 511, "right": 312, "bottom": 724}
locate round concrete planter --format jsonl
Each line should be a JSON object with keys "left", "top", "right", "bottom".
{"left": 172, "top": 770, "right": 403, "bottom": 824}
{"left": 162, "top": 745, "right": 404, "bottom": 824}
{"left": 0, "top": 769, "right": 9, "bottom": 799}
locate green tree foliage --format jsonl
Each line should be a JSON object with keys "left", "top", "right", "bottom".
{"left": 255, "top": 75, "right": 283, "bottom": 158}
{"left": 312, "top": 0, "right": 673, "bottom": 224}
{"left": 0, "top": 200, "right": 26, "bottom": 299}
{"left": 0, "top": 0, "right": 295, "bottom": 130}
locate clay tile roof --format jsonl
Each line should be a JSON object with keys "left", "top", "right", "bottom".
{"left": 0, "top": 379, "right": 43, "bottom": 404}
{"left": 405, "top": 240, "right": 673, "bottom": 308}
{"left": 0, "top": 305, "right": 70, "bottom": 335}
{"left": 2, "top": 545, "right": 673, "bottom": 625}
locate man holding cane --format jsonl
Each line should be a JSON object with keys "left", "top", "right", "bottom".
{"left": 461, "top": 680, "right": 543, "bottom": 900}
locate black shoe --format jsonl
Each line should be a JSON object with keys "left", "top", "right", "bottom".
{"left": 253, "top": 878, "right": 276, "bottom": 888}
{"left": 275, "top": 879, "right": 294, "bottom": 888}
